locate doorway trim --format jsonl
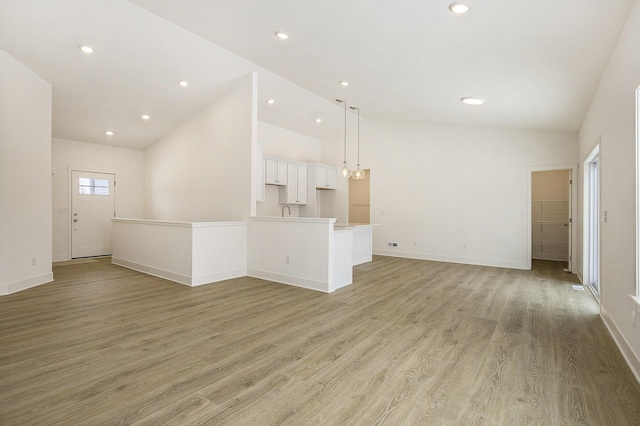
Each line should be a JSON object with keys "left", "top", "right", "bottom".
{"left": 67, "top": 167, "right": 118, "bottom": 260}
{"left": 583, "top": 142, "right": 601, "bottom": 300}
{"left": 527, "top": 164, "right": 578, "bottom": 271}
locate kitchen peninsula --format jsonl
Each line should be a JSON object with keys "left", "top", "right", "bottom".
{"left": 112, "top": 216, "right": 376, "bottom": 293}
{"left": 334, "top": 223, "right": 379, "bottom": 265}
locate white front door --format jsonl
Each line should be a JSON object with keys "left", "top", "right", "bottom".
{"left": 71, "top": 171, "right": 115, "bottom": 258}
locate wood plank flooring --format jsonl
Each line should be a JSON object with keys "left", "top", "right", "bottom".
{"left": 1, "top": 256, "right": 640, "bottom": 425}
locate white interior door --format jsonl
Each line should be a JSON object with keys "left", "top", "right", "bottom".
{"left": 71, "top": 171, "right": 115, "bottom": 258}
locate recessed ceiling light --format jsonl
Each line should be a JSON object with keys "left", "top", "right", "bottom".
{"left": 178, "top": 80, "right": 189, "bottom": 87}
{"left": 275, "top": 31, "right": 289, "bottom": 40}
{"left": 141, "top": 114, "right": 150, "bottom": 120}
{"left": 461, "top": 97, "right": 484, "bottom": 105}
{"left": 315, "top": 118, "right": 322, "bottom": 123}
{"left": 105, "top": 131, "right": 114, "bottom": 136}
{"left": 79, "top": 45, "right": 94, "bottom": 54}
{"left": 339, "top": 81, "right": 349, "bottom": 87}
{"left": 266, "top": 99, "right": 275, "bottom": 105}
{"left": 449, "top": 2, "right": 471, "bottom": 14}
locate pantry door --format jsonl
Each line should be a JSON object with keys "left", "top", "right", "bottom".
{"left": 71, "top": 171, "right": 116, "bottom": 258}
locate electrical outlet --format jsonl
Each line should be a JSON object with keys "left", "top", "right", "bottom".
{"left": 32, "top": 257, "right": 36, "bottom": 266}
{"left": 463, "top": 244, "right": 467, "bottom": 250}
{"left": 286, "top": 255, "right": 291, "bottom": 265}
{"left": 413, "top": 241, "right": 417, "bottom": 246}
{"left": 388, "top": 242, "right": 398, "bottom": 247}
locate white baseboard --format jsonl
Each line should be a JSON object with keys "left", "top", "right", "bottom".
{"left": 52, "top": 254, "right": 70, "bottom": 262}
{"left": 247, "top": 268, "right": 330, "bottom": 293}
{"left": 3, "top": 272, "right": 54, "bottom": 295}
{"left": 192, "top": 268, "right": 247, "bottom": 286}
{"left": 372, "top": 249, "right": 530, "bottom": 270}
{"left": 600, "top": 306, "right": 640, "bottom": 385}
{"left": 111, "top": 257, "right": 191, "bottom": 286}
{"left": 112, "top": 258, "right": 247, "bottom": 287}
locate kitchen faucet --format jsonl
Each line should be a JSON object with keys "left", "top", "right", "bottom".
{"left": 282, "top": 205, "right": 291, "bottom": 217}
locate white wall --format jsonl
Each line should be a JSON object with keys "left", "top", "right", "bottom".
{"left": 145, "top": 73, "right": 256, "bottom": 222}
{"left": 51, "top": 138, "right": 144, "bottom": 261}
{"left": 577, "top": 0, "right": 640, "bottom": 379}
{"left": 258, "top": 121, "right": 322, "bottom": 161}
{"left": 0, "top": 51, "right": 52, "bottom": 295}
{"left": 357, "top": 121, "right": 578, "bottom": 269}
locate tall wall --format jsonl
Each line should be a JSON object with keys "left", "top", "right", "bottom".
{"left": 0, "top": 51, "right": 52, "bottom": 295}
{"left": 577, "top": 0, "right": 640, "bottom": 378}
{"left": 144, "top": 73, "right": 256, "bottom": 222}
{"left": 355, "top": 121, "right": 578, "bottom": 269}
{"left": 258, "top": 121, "right": 322, "bottom": 161}
{"left": 51, "top": 138, "right": 144, "bottom": 261}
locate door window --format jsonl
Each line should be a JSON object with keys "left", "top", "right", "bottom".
{"left": 78, "top": 177, "right": 110, "bottom": 195}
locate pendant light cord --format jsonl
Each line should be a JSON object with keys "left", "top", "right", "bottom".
{"left": 336, "top": 99, "right": 347, "bottom": 165}
{"left": 350, "top": 106, "right": 360, "bottom": 167}
{"left": 343, "top": 101, "right": 347, "bottom": 164}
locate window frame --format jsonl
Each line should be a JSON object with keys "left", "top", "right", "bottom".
{"left": 78, "top": 177, "right": 110, "bottom": 196}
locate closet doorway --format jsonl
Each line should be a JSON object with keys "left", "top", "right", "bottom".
{"left": 527, "top": 164, "right": 577, "bottom": 272}
{"left": 531, "top": 170, "right": 571, "bottom": 268}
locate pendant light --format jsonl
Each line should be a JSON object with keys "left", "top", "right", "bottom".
{"left": 336, "top": 99, "right": 352, "bottom": 178}
{"left": 350, "top": 106, "right": 365, "bottom": 180}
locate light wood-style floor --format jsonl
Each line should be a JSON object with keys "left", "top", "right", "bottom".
{"left": 2, "top": 257, "right": 640, "bottom": 425}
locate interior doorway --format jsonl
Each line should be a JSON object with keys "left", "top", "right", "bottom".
{"left": 349, "top": 169, "right": 370, "bottom": 224}
{"left": 527, "top": 164, "right": 577, "bottom": 272}
{"left": 71, "top": 170, "right": 116, "bottom": 258}
{"left": 531, "top": 170, "right": 571, "bottom": 268}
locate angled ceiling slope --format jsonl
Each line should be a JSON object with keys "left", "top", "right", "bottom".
{"left": 0, "top": 0, "right": 636, "bottom": 150}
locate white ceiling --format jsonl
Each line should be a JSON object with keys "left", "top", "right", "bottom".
{"left": 0, "top": 0, "right": 635, "bottom": 150}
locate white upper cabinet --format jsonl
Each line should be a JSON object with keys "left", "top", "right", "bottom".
{"left": 280, "top": 164, "right": 308, "bottom": 204}
{"left": 264, "top": 158, "right": 288, "bottom": 185}
{"left": 315, "top": 165, "right": 337, "bottom": 190}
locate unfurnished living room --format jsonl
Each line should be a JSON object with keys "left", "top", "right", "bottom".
{"left": 2, "top": 1, "right": 640, "bottom": 424}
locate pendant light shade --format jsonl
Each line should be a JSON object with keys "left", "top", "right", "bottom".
{"left": 336, "top": 99, "right": 352, "bottom": 178}
{"left": 352, "top": 168, "right": 366, "bottom": 180}
{"left": 350, "top": 106, "right": 365, "bottom": 180}
{"left": 341, "top": 163, "right": 352, "bottom": 178}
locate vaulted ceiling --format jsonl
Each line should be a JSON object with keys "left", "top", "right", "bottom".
{"left": 0, "top": 0, "right": 635, "bottom": 150}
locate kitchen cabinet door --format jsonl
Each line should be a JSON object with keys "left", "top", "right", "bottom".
{"left": 315, "top": 166, "right": 337, "bottom": 190}
{"left": 265, "top": 159, "right": 287, "bottom": 185}
{"left": 281, "top": 164, "right": 307, "bottom": 204}
{"left": 324, "top": 167, "right": 337, "bottom": 189}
